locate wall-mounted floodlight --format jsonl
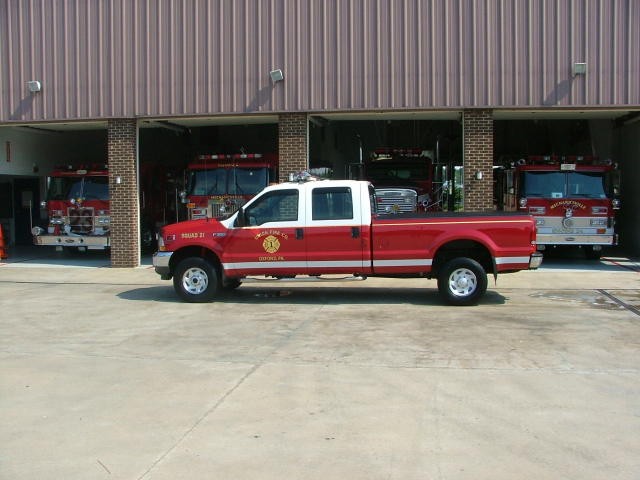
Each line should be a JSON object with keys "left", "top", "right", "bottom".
{"left": 269, "top": 69, "right": 284, "bottom": 83}
{"left": 27, "top": 80, "right": 42, "bottom": 93}
{"left": 572, "top": 62, "right": 587, "bottom": 77}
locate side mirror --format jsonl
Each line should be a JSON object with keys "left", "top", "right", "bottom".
{"left": 235, "top": 207, "right": 246, "bottom": 227}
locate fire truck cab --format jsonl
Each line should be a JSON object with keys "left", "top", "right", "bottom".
{"left": 183, "top": 152, "right": 278, "bottom": 220}
{"left": 501, "top": 155, "right": 620, "bottom": 259}
{"left": 365, "top": 148, "right": 436, "bottom": 213}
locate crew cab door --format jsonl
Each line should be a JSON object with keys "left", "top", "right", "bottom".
{"left": 304, "top": 184, "right": 367, "bottom": 273}
{"left": 221, "top": 188, "right": 308, "bottom": 276}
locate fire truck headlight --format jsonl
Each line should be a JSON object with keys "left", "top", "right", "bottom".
{"left": 97, "top": 217, "right": 110, "bottom": 226}
{"left": 590, "top": 219, "right": 607, "bottom": 227}
{"left": 50, "top": 218, "right": 64, "bottom": 225}
{"left": 536, "top": 218, "right": 545, "bottom": 226}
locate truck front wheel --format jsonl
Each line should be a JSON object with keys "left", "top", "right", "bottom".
{"left": 173, "top": 257, "right": 220, "bottom": 303}
{"left": 437, "top": 258, "right": 487, "bottom": 306}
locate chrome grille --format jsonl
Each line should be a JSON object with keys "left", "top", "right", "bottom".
{"left": 208, "top": 196, "right": 247, "bottom": 218}
{"left": 375, "top": 189, "right": 417, "bottom": 214}
{"left": 68, "top": 207, "right": 94, "bottom": 233}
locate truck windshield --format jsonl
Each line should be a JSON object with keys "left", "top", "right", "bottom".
{"left": 189, "top": 167, "right": 269, "bottom": 196}
{"left": 521, "top": 171, "right": 608, "bottom": 198}
{"left": 366, "top": 162, "right": 430, "bottom": 186}
{"left": 47, "top": 176, "right": 109, "bottom": 201}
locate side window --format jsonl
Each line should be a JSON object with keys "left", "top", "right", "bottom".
{"left": 312, "top": 187, "right": 353, "bottom": 221}
{"left": 244, "top": 189, "right": 299, "bottom": 226}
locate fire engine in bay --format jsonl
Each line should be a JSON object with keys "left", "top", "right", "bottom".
{"left": 182, "top": 152, "right": 278, "bottom": 220}
{"left": 31, "top": 162, "right": 178, "bottom": 252}
{"left": 499, "top": 155, "right": 621, "bottom": 259}
{"left": 32, "top": 164, "right": 110, "bottom": 251}
{"left": 363, "top": 148, "right": 438, "bottom": 214}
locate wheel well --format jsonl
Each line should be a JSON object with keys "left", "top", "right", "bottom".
{"left": 169, "top": 246, "right": 221, "bottom": 275}
{"left": 432, "top": 240, "right": 493, "bottom": 276}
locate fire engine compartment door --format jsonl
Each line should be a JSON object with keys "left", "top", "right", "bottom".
{"left": 221, "top": 188, "right": 308, "bottom": 276}
{"left": 304, "top": 185, "right": 367, "bottom": 273}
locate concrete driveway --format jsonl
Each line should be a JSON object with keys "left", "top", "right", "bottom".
{"left": 1, "top": 250, "right": 639, "bottom": 479}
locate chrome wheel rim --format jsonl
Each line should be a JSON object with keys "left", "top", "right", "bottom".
{"left": 182, "top": 267, "right": 209, "bottom": 295}
{"left": 448, "top": 268, "right": 477, "bottom": 297}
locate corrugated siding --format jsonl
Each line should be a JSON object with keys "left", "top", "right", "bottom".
{"left": 1, "top": 0, "right": 638, "bottom": 123}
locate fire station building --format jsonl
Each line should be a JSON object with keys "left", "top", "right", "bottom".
{"left": 1, "top": 0, "right": 639, "bottom": 266}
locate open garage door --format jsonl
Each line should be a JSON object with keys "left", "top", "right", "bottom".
{"left": 309, "top": 111, "right": 463, "bottom": 212}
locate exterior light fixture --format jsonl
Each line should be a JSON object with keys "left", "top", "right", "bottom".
{"left": 269, "top": 69, "right": 284, "bottom": 83}
{"left": 475, "top": 171, "right": 483, "bottom": 180}
{"left": 27, "top": 80, "right": 42, "bottom": 92}
{"left": 572, "top": 62, "right": 587, "bottom": 77}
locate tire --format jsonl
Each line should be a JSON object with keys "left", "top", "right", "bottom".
{"left": 437, "top": 257, "right": 488, "bottom": 306}
{"left": 585, "top": 248, "right": 602, "bottom": 260}
{"left": 173, "top": 257, "right": 219, "bottom": 303}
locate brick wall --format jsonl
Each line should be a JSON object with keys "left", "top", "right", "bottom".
{"left": 108, "top": 119, "right": 139, "bottom": 267}
{"left": 463, "top": 109, "right": 494, "bottom": 212}
{"left": 278, "top": 113, "right": 308, "bottom": 183}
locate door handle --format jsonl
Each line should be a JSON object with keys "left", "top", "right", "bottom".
{"left": 296, "top": 228, "right": 304, "bottom": 240}
{"left": 351, "top": 227, "right": 360, "bottom": 239}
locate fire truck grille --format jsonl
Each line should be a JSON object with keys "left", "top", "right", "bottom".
{"left": 208, "top": 196, "right": 247, "bottom": 218}
{"left": 68, "top": 207, "right": 94, "bottom": 234}
{"left": 375, "top": 189, "right": 417, "bottom": 214}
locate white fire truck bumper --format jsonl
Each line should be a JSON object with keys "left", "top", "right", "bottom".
{"left": 536, "top": 233, "right": 616, "bottom": 246}
{"left": 33, "top": 234, "right": 110, "bottom": 249}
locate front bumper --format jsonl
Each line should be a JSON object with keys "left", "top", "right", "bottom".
{"left": 33, "top": 234, "right": 109, "bottom": 249}
{"left": 153, "top": 251, "right": 173, "bottom": 279}
{"left": 529, "top": 252, "right": 543, "bottom": 269}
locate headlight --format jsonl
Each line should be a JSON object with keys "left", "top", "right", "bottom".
{"left": 96, "top": 217, "right": 110, "bottom": 225}
{"left": 50, "top": 218, "right": 64, "bottom": 225}
{"left": 535, "top": 218, "right": 545, "bottom": 226}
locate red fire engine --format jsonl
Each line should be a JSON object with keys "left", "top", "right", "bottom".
{"left": 183, "top": 152, "right": 278, "bottom": 219}
{"left": 365, "top": 148, "right": 437, "bottom": 213}
{"left": 32, "top": 164, "right": 110, "bottom": 250}
{"left": 500, "top": 155, "right": 620, "bottom": 259}
{"left": 32, "top": 162, "right": 178, "bottom": 252}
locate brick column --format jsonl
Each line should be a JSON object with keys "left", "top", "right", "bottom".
{"left": 462, "top": 109, "right": 494, "bottom": 212}
{"left": 108, "top": 119, "right": 139, "bottom": 267}
{"left": 278, "top": 113, "right": 308, "bottom": 182}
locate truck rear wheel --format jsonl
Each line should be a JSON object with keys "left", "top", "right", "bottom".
{"left": 437, "top": 258, "right": 487, "bottom": 306}
{"left": 173, "top": 257, "right": 220, "bottom": 303}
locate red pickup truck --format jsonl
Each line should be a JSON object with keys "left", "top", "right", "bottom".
{"left": 153, "top": 178, "right": 542, "bottom": 305}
